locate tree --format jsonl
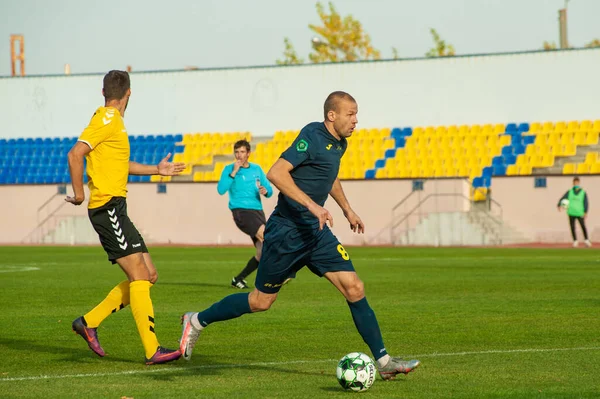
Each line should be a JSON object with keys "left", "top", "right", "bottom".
{"left": 585, "top": 39, "right": 600, "bottom": 48}
{"left": 276, "top": 37, "right": 304, "bottom": 65}
{"left": 276, "top": 1, "right": 380, "bottom": 65}
{"left": 425, "top": 28, "right": 455, "bottom": 57}
{"left": 391, "top": 47, "right": 400, "bottom": 60}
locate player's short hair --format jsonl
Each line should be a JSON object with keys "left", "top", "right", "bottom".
{"left": 573, "top": 176, "right": 580, "bottom": 183}
{"left": 234, "top": 140, "right": 251, "bottom": 152}
{"left": 103, "top": 70, "right": 130, "bottom": 101}
{"left": 324, "top": 91, "right": 356, "bottom": 119}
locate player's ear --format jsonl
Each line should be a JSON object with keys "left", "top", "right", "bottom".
{"left": 327, "top": 110, "right": 336, "bottom": 122}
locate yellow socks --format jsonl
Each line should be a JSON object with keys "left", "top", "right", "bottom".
{"left": 84, "top": 280, "right": 130, "bottom": 328}
{"left": 129, "top": 280, "right": 159, "bottom": 359}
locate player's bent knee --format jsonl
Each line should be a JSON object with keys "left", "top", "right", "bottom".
{"left": 248, "top": 290, "right": 277, "bottom": 312}
{"left": 346, "top": 280, "right": 365, "bottom": 302}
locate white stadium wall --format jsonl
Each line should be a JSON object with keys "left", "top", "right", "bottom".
{"left": 0, "top": 177, "right": 598, "bottom": 246}
{"left": 1, "top": 48, "right": 599, "bottom": 139}
{"left": 1, "top": 49, "right": 599, "bottom": 246}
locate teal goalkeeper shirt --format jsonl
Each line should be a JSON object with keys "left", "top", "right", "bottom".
{"left": 217, "top": 163, "right": 273, "bottom": 210}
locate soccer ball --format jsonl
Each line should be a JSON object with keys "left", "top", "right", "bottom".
{"left": 336, "top": 352, "right": 376, "bottom": 392}
{"left": 560, "top": 198, "right": 569, "bottom": 209}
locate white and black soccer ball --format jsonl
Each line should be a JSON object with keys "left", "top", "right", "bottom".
{"left": 560, "top": 198, "right": 569, "bottom": 209}
{"left": 336, "top": 352, "right": 376, "bottom": 392}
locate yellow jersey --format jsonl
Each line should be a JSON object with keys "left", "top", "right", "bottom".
{"left": 78, "top": 106, "right": 129, "bottom": 209}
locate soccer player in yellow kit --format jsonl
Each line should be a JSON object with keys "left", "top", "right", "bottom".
{"left": 67, "top": 70, "right": 185, "bottom": 365}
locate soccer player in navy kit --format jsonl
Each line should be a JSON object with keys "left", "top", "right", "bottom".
{"left": 179, "top": 91, "right": 420, "bottom": 380}
{"left": 217, "top": 140, "right": 273, "bottom": 288}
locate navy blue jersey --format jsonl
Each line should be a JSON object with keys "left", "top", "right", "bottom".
{"left": 273, "top": 122, "right": 347, "bottom": 227}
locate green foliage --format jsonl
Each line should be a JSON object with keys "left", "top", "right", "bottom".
{"left": 426, "top": 28, "right": 455, "bottom": 57}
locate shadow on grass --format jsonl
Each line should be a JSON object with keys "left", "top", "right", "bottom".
{"left": 0, "top": 337, "right": 138, "bottom": 365}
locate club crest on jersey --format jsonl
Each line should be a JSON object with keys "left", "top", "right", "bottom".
{"left": 296, "top": 139, "right": 308, "bottom": 152}
{"left": 326, "top": 144, "right": 333, "bottom": 150}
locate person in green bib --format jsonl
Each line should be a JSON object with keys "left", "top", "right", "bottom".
{"left": 557, "top": 176, "right": 591, "bottom": 247}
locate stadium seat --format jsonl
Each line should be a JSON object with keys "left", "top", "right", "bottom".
{"left": 562, "top": 163, "right": 576, "bottom": 174}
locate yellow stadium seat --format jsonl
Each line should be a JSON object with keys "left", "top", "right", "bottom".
{"left": 576, "top": 163, "right": 590, "bottom": 174}
{"left": 560, "top": 133, "right": 574, "bottom": 145}
{"left": 542, "top": 154, "right": 555, "bottom": 167}
{"left": 566, "top": 121, "right": 580, "bottom": 132}
{"left": 528, "top": 154, "right": 541, "bottom": 166}
{"left": 181, "top": 133, "right": 194, "bottom": 144}
{"left": 519, "top": 165, "right": 532, "bottom": 175}
{"left": 506, "top": 165, "right": 518, "bottom": 175}
{"left": 555, "top": 121, "right": 567, "bottom": 133}
{"left": 547, "top": 133, "right": 560, "bottom": 146}
{"left": 447, "top": 125, "right": 458, "bottom": 136}
{"left": 579, "top": 120, "right": 592, "bottom": 131}
{"left": 173, "top": 153, "right": 185, "bottom": 163}
{"left": 562, "top": 163, "right": 576, "bottom": 174}
{"left": 591, "top": 163, "right": 600, "bottom": 174}
{"left": 470, "top": 125, "right": 481, "bottom": 135}
{"left": 472, "top": 188, "right": 487, "bottom": 202}
{"left": 525, "top": 145, "right": 537, "bottom": 156}
{"left": 193, "top": 171, "right": 204, "bottom": 182}
{"left": 458, "top": 125, "right": 469, "bottom": 136}
{"left": 493, "top": 123, "right": 505, "bottom": 134}
{"left": 273, "top": 131, "right": 285, "bottom": 142}
{"left": 585, "top": 152, "right": 598, "bottom": 164}
{"left": 586, "top": 131, "right": 599, "bottom": 145}
{"left": 375, "top": 168, "right": 387, "bottom": 179}
{"left": 516, "top": 154, "right": 528, "bottom": 167}
{"left": 529, "top": 122, "right": 542, "bottom": 133}
{"left": 534, "top": 134, "right": 548, "bottom": 145}
{"left": 499, "top": 135, "right": 511, "bottom": 146}
{"left": 542, "top": 121, "right": 554, "bottom": 133}
{"left": 574, "top": 131, "right": 586, "bottom": 145}
{"left": 562, "top": 143, "right": 577, "bottom": 157}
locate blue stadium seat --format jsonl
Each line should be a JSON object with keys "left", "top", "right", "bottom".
{"left": 140, "top": 176, "right": 151, "bottom": 182}
{"left": 493, "top": 165, "right": 507, "bottom": 176}
{"left": 0, "top": 138, "right": 6, "bottom": 146}
{"left": 472, "top": 177, "right": 484, "bottom": 188}
{"left": 8, "top": 138, "right": 17, "bottom": 145}
{"left": 513, "top": 144, "right": 525, "bottom": 155}
{"left": 482, "top": 166, "right": 493, "bottom": 179}
{"left": 522, "top": 135, "right": 535, "bottom": 145}
{"left": 394, "top": 137, "right": 405, "bottom": 148}
{"left": 391, "top": 128, "right": 402, "bottom": 139}
{"left": 501, "top": 146, "right": 513, "bottom": 156}
{"left": 483, "top": 176, "right": 492, "bottom": 187}
{"left": 364, "top": 169, "right": 376, "bottom": 179}
{"left": 385, "top": 149, "right": 396, "bottom": 158}
{"left": 174, "top": 145, "right": 185, "bottom": 154}
{"left": 156, "top": 135, "right": 166, "bottom": 143}
{"left": 145, "top": 135, "right": 155, "bottom": 143}
{"left": 26, "top": 138, "right": 35, "bottom": 146}
{"left": 517, "top": 123, "right": 530, "bottom": 133}
{"left": 504, "top": 154, "right": 517, "bottom": 164}
{"left": 375, "top": 159, "right": 386, "bottom": 168}
{"left": 492, "top": 156, "right": 504, "bottom": 166}
{"left": 174, "top": 134, "right": 183, "bottom": 142}
{"left": 401, "top": 127, "right": 413, "bottom": 136}
{"left": 505, "top": 123, "right": 518, "bottom": 133}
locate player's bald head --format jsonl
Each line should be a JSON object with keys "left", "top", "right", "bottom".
{"left": 324, "top": 91, "right": 356, "bottom": 120}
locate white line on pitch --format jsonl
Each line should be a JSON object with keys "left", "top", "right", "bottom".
{"left": 2, "top": 346, "right": 599, "bottom": 383}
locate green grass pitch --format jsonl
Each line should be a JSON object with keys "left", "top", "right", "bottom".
{"left": 1, "top": 246, "right": 599, "bottom": 398}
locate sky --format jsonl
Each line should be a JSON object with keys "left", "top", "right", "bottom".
{"left": 1, "top": 0, "right": 599, "bottom": 76}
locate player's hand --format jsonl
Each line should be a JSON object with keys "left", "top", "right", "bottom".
{"left": 557, "top": 206, "right": 562, "bottom": 212}
{"left": 344, "top": 209, "right": 365, "bottom": 234}
{"left": 65, "top": 195, "right": 85, "bottom": 206}
{"left": 308, "top": 203, "right": 333, "bottom": 231}
{"left": 158, "top": 153, "right": 186, "bottom": 176}
{"left": 259, "top": 186, "right": 268, "bottom": 195}
{"left": 232, "top": 159, "right": 244, "bottom": 173}
{"left": 585, "top": 213, "right": 588, "bottom": 220}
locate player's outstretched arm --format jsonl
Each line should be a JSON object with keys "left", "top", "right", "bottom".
{"left": 330, "top": 178, "right": 364, "bottom": 234}
{"left": 267, "top": 158, "right": 333, "bottom": 230}
{"left": 65, "top": 141, "right": 91, "bottom": 205}
{"left": 129, "top": 153, "right": 186, "bottom": 176}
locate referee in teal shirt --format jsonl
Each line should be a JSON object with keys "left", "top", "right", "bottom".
{"left": 218, "top": 140, "right": 273, "bottom": 288}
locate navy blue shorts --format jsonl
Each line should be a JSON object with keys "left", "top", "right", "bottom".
{"left": 255, "top": 215, "right": 355, "bottom": 293}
